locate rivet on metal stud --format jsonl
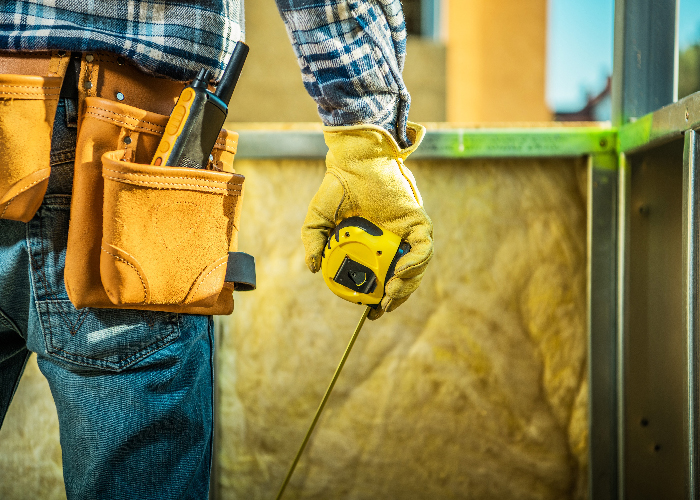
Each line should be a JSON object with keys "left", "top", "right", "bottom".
{"left": 123, "top": 136, "right": 132, "bottom": 145}
{"left": 116, "top": 92, "right": 125, "bottom": 101}
{"left": 84, "top": 81, "right": 93, "bottom": 90}
{"left": 85, "top": 54, "right": 94, "bottom": 63}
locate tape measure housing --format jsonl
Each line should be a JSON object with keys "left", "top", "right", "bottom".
{"left": 321, "top": 217, "right": 404, "bottom": 306}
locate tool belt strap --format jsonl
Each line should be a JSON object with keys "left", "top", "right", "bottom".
{"left": 0, "top": 51, "right": 71, "bottom": 78}
{"left": 225, "top": 252, "right": 256, "bottom": 291}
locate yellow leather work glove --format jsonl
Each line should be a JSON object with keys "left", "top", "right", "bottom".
{"left": 302, "top": 122, "right": 433, "bottom": 320}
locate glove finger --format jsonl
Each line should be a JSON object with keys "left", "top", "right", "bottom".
{"left": 301, "top": 172, "right": 346, "bottom": 272}
{"left": 367, "top": 306, "right": 384, "bottom": 321}
{"left": 384, "top": 214, "right": 433, "bottom": 299}
{"left": 381, "top": 293, "right": 411, "bottom": 313}
{"left": 395, "top": 212, "right": 433, "bottom": 276}
{"left": 385, "top": 269, "right": 426, "bottom": 303}
{"left": 372, "top": 279, "right": 417, "bottom": 321}
{"left": 370, "top": 292, "right": 411, "bottom": 321}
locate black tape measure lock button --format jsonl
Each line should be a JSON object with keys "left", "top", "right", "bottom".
{"left": 321, "top": 217, "right": 410, "bottom": 306}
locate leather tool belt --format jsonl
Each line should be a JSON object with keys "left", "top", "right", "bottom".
{"left": 0, "top": 51, "right": 255, "bottom": 315}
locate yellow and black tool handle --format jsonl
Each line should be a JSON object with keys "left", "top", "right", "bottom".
{"left": 152, "top": 41, "right": 249, "bottom": 169}
{"left": 151, "top": 72, "right": 225, "bottom": 168}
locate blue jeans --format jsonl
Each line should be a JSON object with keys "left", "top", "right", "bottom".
{"left": 0, "top": 100, "right": 215, "bottom": 499}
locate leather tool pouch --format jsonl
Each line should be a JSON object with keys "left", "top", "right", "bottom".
{"left": 0, "top": 52, "right": 69, "bottom": 222}
{"left": 65, "top": 94, "right": 251, "bottom": 315}
{"left": 101, "top": 150, "right": 243, "bottom": 309}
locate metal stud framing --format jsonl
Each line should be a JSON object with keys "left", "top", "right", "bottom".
{"left": 612, "top": 0, "right": 679, "bottom": 126}
{"left": 588, "top": 152, "right": 619, "bottom": 499}
{"left": 683, "top": 130, "right": 700, "bottom": 500}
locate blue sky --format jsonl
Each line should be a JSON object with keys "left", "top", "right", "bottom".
{"left": 546, "top": 0, "right": 614, "bottom": 112}
{"left": 680, "top": 0, "right": 700, "bottom": 50}
{"left": 546, "top": 0, "right": 700, "bottom": 112}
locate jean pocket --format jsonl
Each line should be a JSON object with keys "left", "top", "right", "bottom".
{"left": 36, "top": 300, "right": 180, "bottom": 371}
{"left": 29, "top": 197, "right": 181, "bottom": 371}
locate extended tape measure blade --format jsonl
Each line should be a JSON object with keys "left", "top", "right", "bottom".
{"left": 275, "top": 306, "right": 371, "bottom": 500}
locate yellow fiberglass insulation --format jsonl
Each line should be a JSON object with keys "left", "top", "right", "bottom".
{"left": 217, "top": 156, "right": 589, "bottom": 500}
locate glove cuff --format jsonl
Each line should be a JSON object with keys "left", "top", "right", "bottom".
{"left": 322, "top": 122, "right": 426, "bottom": 162}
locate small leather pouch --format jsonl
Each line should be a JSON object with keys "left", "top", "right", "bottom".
{"left": 65, "top": 96, "right": 245, "bottom": 315}
{"left": 0, "top": 52, "right": 69, "bottom": 222}
{"left": 100, "top": 152, "right": 243, "bottom": 308}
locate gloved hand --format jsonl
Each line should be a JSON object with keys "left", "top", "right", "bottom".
{"left": 302, "top": 122, "right": 433, "bottom": 320}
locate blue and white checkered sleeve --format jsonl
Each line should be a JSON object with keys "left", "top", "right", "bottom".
{"left": 275, "top": 0, "right": 412, "bottom": 147}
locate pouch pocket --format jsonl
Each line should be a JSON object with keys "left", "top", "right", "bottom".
{"left": 100, "top": 151, "right": 244, "bottom": 308}
{"left": 0, "top": 74, "right": 62, "bottom": 222}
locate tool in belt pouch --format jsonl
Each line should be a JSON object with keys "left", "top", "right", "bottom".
{"left": 65, "top": 47, "right": 255, "bottom": 315}
{"left": 0, "top": 52, "right": 70, "bottom": 222}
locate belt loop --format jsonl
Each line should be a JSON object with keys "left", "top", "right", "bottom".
{"left": 48, "top": 50, "right": 70, "bottom": 79}
{"left": 77, "top": 53, "right": 99, "bottom": 131}
{"left": 64, "top": 98, "right": 79, "bottom": 128}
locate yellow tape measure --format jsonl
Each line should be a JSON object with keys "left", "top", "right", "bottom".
{"left": 321, "top": 217, "right": 410, "bottom": 307}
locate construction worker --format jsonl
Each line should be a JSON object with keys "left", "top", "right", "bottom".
{"left": 0, "top": 1, "right": 433, "bottom": 498}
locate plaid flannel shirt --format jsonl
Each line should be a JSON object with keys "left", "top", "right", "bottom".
{"left": 0, "top": 0, "right": 410, "bottom": 145}
{"left": 275, "top": 0, "right": 410, "bottom": 145}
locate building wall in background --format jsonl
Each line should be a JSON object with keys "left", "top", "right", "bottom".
{"left": 447, "top": 0, "right": 551, "bottom": 122}
{"left": 227, "top": 0, "right": 319, "bottom": 123}
{"left": 405, "top": 39, "right": 447, "bottom": 122}
{"left": 222, "top": 0, "right": 553, "bottom": 125}
{"left": 228, "top": 1, "right": 447, "bottom": 124}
